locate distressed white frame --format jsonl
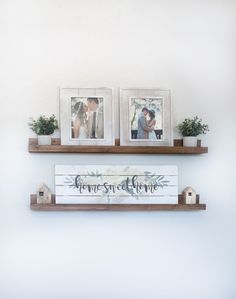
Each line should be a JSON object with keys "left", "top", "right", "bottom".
{"left": 60, "top": 87, "right": 114, "bottom": 145}
{"left": 120, "top": 88, "right": 172, "bottom": 146}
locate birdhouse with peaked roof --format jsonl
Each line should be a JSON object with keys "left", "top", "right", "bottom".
{"left": 37, "top": 183, "right": 52, "bottom": 204}
{"left": 182, "top": 186, "right": 197, "bottom": 204}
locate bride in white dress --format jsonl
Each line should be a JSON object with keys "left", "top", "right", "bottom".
{"left": 147, "top": 110, "right": 157, "bottom": 139}
{"left": 73, "top": 101, "right": 88, "bottom": 139}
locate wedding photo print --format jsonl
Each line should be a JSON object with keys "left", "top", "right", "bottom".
{"left": 129, "top": 97, "right": 163, "bottom": 140}
{"left": 60, "top": 87, "right": 114, "bottom": 145}
{"left": 120, "top": 88, "right": 172, "bottom": 146}
{"left": 71, "top": 97, "right": 104, "bottom": 140}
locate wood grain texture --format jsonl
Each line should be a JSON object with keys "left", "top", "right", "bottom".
{"left": 30, "top": 194, "right": 206, "bottom": 211}
{"left": 28, "top": 138, "right": 208, "bottom": 154}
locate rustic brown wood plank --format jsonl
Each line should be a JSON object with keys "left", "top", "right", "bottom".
{"left": 30, "top": 195, "right": 206, "bottom": 211}
{"left": 28, "top": 139, "right": 208, "bottom": 154}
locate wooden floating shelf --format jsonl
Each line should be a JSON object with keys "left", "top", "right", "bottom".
{"left": 28, "top": 138, "right": 208, "bottom": 155}
{"left": 30, "top": 195, "right": 206, "bottom": 211}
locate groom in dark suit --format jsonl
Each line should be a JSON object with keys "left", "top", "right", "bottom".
{"left": 87, "top": 97, "right": 104, "bottom": 139}
{"left": 137, "top": 107, "right": 153, "bottom": 139}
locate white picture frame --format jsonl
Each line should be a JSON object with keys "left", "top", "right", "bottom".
{"left": 60, "top": 87, "right": 114, "bottom": 145}
{"left": 120, "top": 88, "right": 172, "bottom": 146}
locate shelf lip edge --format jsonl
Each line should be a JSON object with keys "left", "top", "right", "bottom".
{"left": 30, "top": 194, "right": 207, "bottom": 211}
{"left": 28, "top": 139, "right": 208, "bottom": 155}
{"left": 30, "top": 204, "right": 207, "bottom": 211}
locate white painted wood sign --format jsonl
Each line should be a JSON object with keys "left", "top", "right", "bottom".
{"left": 55, "top": 165, "right": 178, "bottom": 204}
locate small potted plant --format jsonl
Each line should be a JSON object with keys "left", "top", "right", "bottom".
{"left": 28, "top": 115, "right": 59, "bottom": 145}
{"left": 177, "top": 116, "right": 209, "bottom": 147}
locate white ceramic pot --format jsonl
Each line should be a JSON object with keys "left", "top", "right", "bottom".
{"left": 38, "top": 135, "right": 52, "bottom": 145}
{"left": 183, "top": 136, "right": 197, "bottom": 147}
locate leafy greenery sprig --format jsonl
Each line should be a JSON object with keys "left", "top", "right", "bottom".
{"left": 28, "top": 115, "right": 59, "bottom": 135}
{"left": 177, "top": 116, "right": 209, "bottom": 137}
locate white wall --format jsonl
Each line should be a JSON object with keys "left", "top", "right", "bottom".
{"left": 0, "top": 0, "right": 236, "bottom": 298}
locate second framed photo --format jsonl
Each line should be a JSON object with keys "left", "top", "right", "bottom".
{"left": 120, "top": 88, "right": 172, "bottom": 146}
{"left": 60, "top": 87, "right": 114, "bottom": 145}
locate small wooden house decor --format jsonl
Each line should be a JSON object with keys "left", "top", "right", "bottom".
{"left": 182, "top": 186, "right": 197, "bottom": 204}
{"left": 36, "top": 183, "right": 52, "bottom": 204}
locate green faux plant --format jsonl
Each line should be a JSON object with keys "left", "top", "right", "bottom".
{"left": 28, "top": 115, "right": 59, "bottom": 135}
{"left": 177, "top": 116, "right": 209, "bottom": 137}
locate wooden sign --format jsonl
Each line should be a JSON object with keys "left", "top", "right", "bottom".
{"left": 55, "top": 165, "right": 178, "bottom": 204}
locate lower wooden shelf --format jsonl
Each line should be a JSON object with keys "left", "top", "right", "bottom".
{"left": 30, "top": 195, "right": 206, "bottom": 211}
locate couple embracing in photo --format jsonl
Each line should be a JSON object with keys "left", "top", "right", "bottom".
{"left": 73, "top": 97, "right": 104, "bottom": 139}
{"left": 137, "top": 107, "right": 157, "bottom": 139}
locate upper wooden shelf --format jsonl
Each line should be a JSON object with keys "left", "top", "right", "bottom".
{"left": 28, "top": 138, "right": 208, "bottom": 154}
